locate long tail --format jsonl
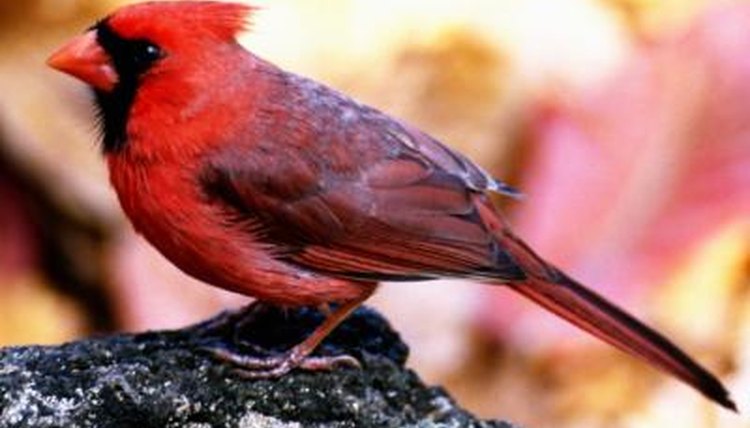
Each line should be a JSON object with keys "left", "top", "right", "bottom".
{"left": 494, "top": 226, "right": 736, "bottom": 411}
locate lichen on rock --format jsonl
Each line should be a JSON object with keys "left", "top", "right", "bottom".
{"left": 0, "top": 305, "right": 517, "bottom": 428}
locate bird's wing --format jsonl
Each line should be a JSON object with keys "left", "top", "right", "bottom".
{"left": 200, "top": 100, "right": 524, "bottom": 282}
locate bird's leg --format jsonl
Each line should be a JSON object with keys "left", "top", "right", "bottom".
{"left": 194, "top": 299, "right": 265, "bottom": 337}
{"left": 318, "top": 302, "right": 333, "bottom": 317}
{"left": 196, "top": 301, "right": 285, "bottom": 357}
{"left": 208, "top": 295, "right": 367, "bottom": 379}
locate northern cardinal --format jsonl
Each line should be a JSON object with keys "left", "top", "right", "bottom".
{"left": 47, "top": 1, "right": 735, "bottom": 410}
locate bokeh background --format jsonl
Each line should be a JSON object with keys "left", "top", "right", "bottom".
{"left": 1, "top": 0, "right": 749, "bottom": 426}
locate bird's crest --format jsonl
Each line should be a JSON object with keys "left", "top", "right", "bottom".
{"left": 108, "top": 1, "right": 255, "bottom": 42}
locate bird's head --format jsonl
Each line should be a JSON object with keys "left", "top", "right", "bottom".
{"left": 47, "top": 1, "right": 254, "bottom": 153}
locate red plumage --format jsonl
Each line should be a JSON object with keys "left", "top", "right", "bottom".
{"left": 47, "top": 1, "right": 735, "bottom": 409}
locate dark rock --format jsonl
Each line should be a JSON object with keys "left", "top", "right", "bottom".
{"left": 0, "top": 305, "right": 518, "bottom": 427}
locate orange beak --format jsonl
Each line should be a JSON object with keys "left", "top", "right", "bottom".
{"left": 47, "top": 31, "right": 118, "bottom": 92}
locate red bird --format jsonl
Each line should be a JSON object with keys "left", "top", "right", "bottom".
{"left": 48, "top": 1, "right": 735, "bottom": 409}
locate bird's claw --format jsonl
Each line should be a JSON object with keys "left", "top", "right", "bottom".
{"left": 297, "top": 354, "right": 361, "bottom": 371}
{"left": 205, "top": 346, "right": 361, "bottom": 379}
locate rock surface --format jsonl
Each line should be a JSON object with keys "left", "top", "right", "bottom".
{"left": 0, "top": 305, "right": 517, "bottom": 427}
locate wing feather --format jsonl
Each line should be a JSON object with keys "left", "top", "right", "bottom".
{"left": 200, "top": 71, "right": 524, "bottom": 282}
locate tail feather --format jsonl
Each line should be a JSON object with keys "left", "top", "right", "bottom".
{"left": 491, "top": 224, "right": 736, "bottom": 410}
{"left": 511, "top": 272, "right": 736, "bottom": 411}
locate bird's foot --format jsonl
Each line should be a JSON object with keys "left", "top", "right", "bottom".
{"left": 207, "top": 345, "right": 361, "bottom": 379}
{"left": 199, "top": 296, "right": 370, "bottom": 378}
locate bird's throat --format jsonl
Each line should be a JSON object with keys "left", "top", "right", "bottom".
{"left": 94, "top": 84, "right": 137, "bottom": 154}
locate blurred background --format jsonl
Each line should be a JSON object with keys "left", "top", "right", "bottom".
{"left": 1, "top": 0, "right": 749, "bottom": 426}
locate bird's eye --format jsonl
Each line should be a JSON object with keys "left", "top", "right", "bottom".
{"left": 93, "top": 23, "right": 165, "bottom": 82}
{"left": 133, "top": 42, "right": 163, "bottom": 66}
